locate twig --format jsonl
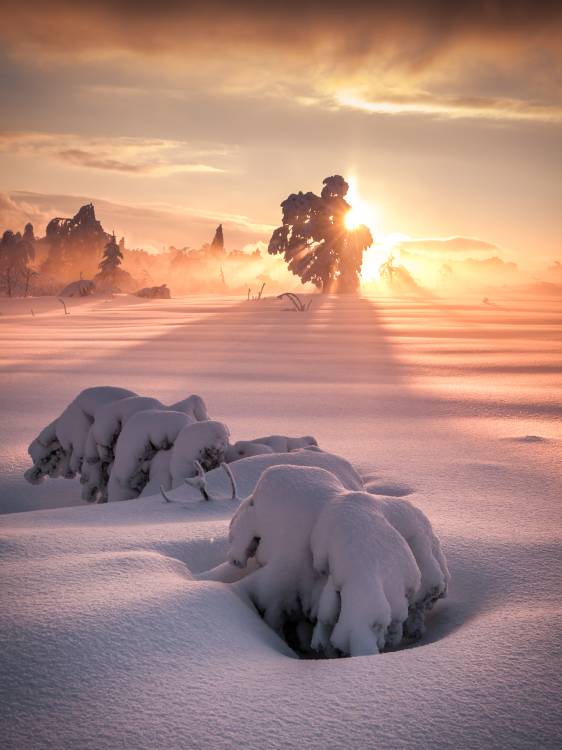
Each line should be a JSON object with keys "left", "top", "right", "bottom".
{"left": 277, "top": 292, "right": 309, "bottom": 312}
{"left": 57, "top": 298, "right": 70, "bottom": 315}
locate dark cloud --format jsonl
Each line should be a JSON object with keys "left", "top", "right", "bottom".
{"left": 1, "top": 0, "right": 559, "bottom": 129}
{"left": 1, "top": 1, "right": 560, "bottom": 73}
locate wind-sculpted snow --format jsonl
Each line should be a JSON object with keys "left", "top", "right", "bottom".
{"left": 228, "top": 464, "right": 448, "bottom": 657}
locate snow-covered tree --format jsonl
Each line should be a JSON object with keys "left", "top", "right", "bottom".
{"left": 228, "top": 464, "right": 449, "bottom": 657}
{"left": 97, "top": 233, "right": 123, "bottom": 278}
{"left": 268, "top": 175, "right": 373, "bottom": 293}
{"left": 42, "top": 203, "right": 108, "bottom": 282}
{"left": 95, "top": 233, "right": 137, "bottom": 291}
{"left": 210, "top": 224, "right": 224, "bottom": 255}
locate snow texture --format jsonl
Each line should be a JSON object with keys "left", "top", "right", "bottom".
{"left": 1, "top": 293, "right": 561, "bottom": 750}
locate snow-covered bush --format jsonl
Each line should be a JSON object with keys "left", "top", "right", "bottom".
{"left": 25, "top": 387, "right": 210, "bottom": 502}
{"left": 80, "top": 393, "right": 209, "bottom": 502}
{"left": 25, "top": 386, "right": 136, "bottom": 484}
{"left": 81, "top": 395, "right": 168, "bottom": 503}
{"left": 169, "top": 420, "right": 230, "bottom": 487}
{"left": 228, "top": 465, "right": 448, "bottom": 658}
{"left": 107, "top": 409, "right": 196, "bottom": 501}
{"left": 250, "top": 435, "right": 318, "bottom": 452}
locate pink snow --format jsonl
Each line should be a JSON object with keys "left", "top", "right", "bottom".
{"left": 0, "top": 291, "right": 561, "bottom": 749}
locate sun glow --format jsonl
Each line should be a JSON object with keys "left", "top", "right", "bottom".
{"left": 360, "top": 232, "right": 410, "bottom": 284}
{"left": 344, "top": 177, "right": 381, "bottom": 233}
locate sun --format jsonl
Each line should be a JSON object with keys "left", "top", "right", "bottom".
{"left": 344, "top": 176, "right": 380, "bottom": 234}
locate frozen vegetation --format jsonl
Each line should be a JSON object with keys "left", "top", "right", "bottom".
{"left": 23, "top": 384, "right": 448, "bottom": 659}
{"left": 227, "top": 464, "right": 448, "bottom": 656}
{"left": 1, "top": 293, "right": 561, "bottom": 750}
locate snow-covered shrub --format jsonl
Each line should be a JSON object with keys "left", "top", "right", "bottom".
{"left": 60, "top": 279, "right": 96, "bottom": 297}
{"left": 225, "top": 441, "right": 275, "bottom": 462}
{"left": 25, "top": 386, "right": 136, "bottom": 484}
{"left": 250, "top": 435, "right": 318, "bottom": 452}
{"left": 369, "top": 496, "right": 450, "bottom": 639}
{"left": 80, "top": 393, "right": 209, "bottom": 502}
{"left": 228, "top": 465, "right": 448, "bottom": 658}
{"left": 223, "top": 433, "right": 317, "bottom": 463}
{"left": 310, "top": 491, "right": 421, "bottom": 656}
{"left": 25, "top": 386, "right": 210, "bottom": 501}
{"left": 169, "top": 420, "right": 230, "bottom": 487}
{"left": 107, "top": 409, "right": 195, "bottom": 501}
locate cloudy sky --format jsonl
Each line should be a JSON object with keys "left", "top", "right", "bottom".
{"left": 0, "top": 0, "right": 560, "bottom": 269}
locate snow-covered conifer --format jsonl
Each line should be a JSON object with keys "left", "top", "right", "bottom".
{"left": 228, "top": 464, "right": 448, "bottom": 657}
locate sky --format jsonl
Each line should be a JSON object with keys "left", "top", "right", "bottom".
{"left": 0, "top": 0, "right": 561, "bottom": 274}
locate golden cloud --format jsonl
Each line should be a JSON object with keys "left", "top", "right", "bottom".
{"left": 0, "top": 132, "right": 232, "bottom": 176}
{"left": 0, "top": 2, "right": 560, "bottom": 123}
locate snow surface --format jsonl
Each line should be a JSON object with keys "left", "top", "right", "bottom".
{"left": 1, "top": 292, "right": 561, "bottom": 749}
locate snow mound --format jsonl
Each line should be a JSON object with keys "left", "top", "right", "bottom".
{"left": 228, "top": 464, "right": 448, "bottom": 657}
{"left": 169, "top": 448, "right": 363, "bottom": 506}
{"left": 224, "top": 435, "right": 317, "bottom": 461}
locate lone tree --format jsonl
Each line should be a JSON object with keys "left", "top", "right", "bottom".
{"left": 268, "top": 175, "right": 373, "bottom": 293}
